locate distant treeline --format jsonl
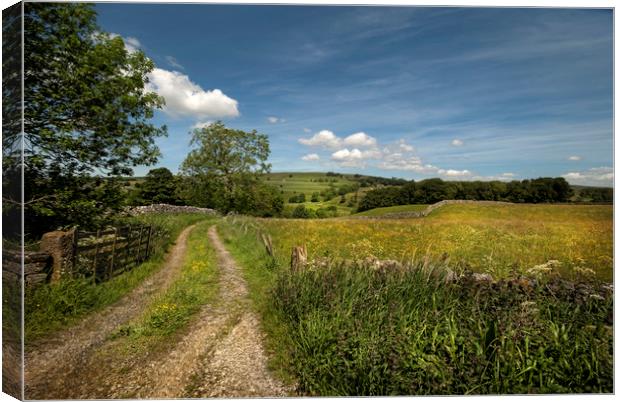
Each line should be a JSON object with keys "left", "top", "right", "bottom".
{"left": 357, "top": 177, "right": 610, "bottom": 212}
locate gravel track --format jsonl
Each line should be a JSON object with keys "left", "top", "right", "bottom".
{"left": 24, "top": 224, "right": 291, "bottom": 399}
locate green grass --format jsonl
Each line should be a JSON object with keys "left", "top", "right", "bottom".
{"left": 258, "top": 204, "right": 613, "bottom": 281}
{"left": 263, "top": 172, "right": 356, "bottom": 198}
{"left": 219, "top": 216, "right": 613, "bottom": 395}
{"left": 24, "top": 213, "right": 214, "bottom": 344}
{"left": 108, "top": 221, "right": 219, "bottom": 351}
{"left": 353, "top": 204, "right": 429, "bottom": 217}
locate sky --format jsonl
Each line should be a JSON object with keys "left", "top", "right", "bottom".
{"left": 94, "top": 3, "right": 613, "bottom": 186}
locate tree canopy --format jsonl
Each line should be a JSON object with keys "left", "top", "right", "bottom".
{"left": 11, "top": 2, "right": 167, "bottom": 235}
{"left": 179, "top": 121, "right": 282, "bottom": 216}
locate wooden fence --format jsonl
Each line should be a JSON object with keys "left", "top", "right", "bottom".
{"left": 73, "top": 225, "right": 154, "bottom": 283}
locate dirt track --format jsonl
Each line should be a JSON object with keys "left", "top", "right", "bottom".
{"left": 24, "top": 224, "right": 290, "bottom": 399}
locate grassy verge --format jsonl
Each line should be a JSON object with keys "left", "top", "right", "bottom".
{"left": 219, "top": 216, "right": 612, "bottom": 395}
{"left": 25, "top": 213, "right": 214, "bottom": 344}
{"left": 107, "top": 221, "right": 219, "bottom": 353}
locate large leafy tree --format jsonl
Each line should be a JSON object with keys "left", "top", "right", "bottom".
{"left": 180, "top": 121, "right": 281, "bottom": 215}
{"left": 131, "top": 167, "right": 183, "bottom": 206}
{"left": 9, "top": 3, "right": 167, "bottom": 235}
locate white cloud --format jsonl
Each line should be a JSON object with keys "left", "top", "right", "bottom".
{"left": 268, "top": 116, "right": 285, "bottom": 124}
{"left": 301, "top": 153, "right": 320, "bottom": 161}
{"left": 165, "top": 55, "right": 184, "bottom": 70}
{"left": 451, "top": 139, "right": 464, "bottom": 147}
{"left": 299, "top": 130, "right": 341, "bottom": 149}
{"left": 331, "top": 148, "right": 367, "bottom": 167}
{"left": 568, "top": 155, "right": 582, "bottom": 161}
{"left": 303, "top": 128, "right": 312, "bottom": 133}
{"left": 437, "top": 169, "right": 472, "bottom": 177}
{"left": 191, "top": 121, "right": 213, "bottom": 130}
{"left": 563, "top": 167, "right": 613, "bottom": 185}
{"left": 145, "top": 68, "right": 239, "bottom": 119}
{"left": 342, "top": 132, "right": 377, "bottom": 148}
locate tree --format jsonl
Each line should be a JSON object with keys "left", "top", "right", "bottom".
{"left": 11, "top": 3, "right": 167, "bottom": 235}
{"left": 132, "top": 168, "right": 182, "bottom": 206}
{"left": 180, "top": 122, "right": 280, "bottom": 215}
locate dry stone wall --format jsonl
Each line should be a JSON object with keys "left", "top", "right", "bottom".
{"left": 125, "top": 204, "right": 218, "bottom": 216}
{"left": 354, "top": 200, "right": 514, "bottom": 219}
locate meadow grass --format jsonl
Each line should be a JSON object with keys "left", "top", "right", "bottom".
{"left": 219, "top": 215, "right": 613, "bottom": 395}
{"left": 107, "top": 220, "right": 219, "bottom": 353}
{"left": 259, "top": 204, "right": 613, "bottom": 281}
{"left": 353, "top": 204, "right": 429, "bottom": 216}
{"left": 24, "top": 213, "right": 214, "bottom": 344}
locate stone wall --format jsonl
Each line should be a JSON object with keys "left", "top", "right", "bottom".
{"left": 353, "top": 200, "right": 514, "bottom": 219}
{"left": 2, "top": 249, "right": 52, "bottom": 287}
{"left": 125, "top": 204, "right": 218, "bottom": 216}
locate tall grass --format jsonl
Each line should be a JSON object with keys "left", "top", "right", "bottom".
{"left": 219, "top": 216, "right": 613, "bottom": 395}
{"left": 272, "top": 262, "right": 612, "bottom": 395}
{"left": 25, "top": 213, "right": 214, "bottom": 343}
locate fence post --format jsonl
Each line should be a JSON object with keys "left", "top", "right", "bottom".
{"left": 108, "top": 227, "right": 118, "bottom": 280}
{"left": 290, "top": 245, "right": 307, "bottom": 272}
{"left": 144, "top": 226, "right": 152, "bottom": 260}
{"left": 40, "top": 229, "right": 76, "bottom": 283}
{"left": 92, "top": 229, "right": 101, "bottom": 283}
{"left": 123, "top": 225, "right": 132, "bottom": 272}
{"left": 134, "top": 226, "right": 144, "bottom": 265}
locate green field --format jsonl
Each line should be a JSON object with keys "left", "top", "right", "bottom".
{"left": 263, "top": 172, "right": 356, "bottom": 197}
{"left": 254, "top": 203, "right": 614, "bottom": 281}
{"left": 218, "top": 203, "right": 613, "bottom": 395}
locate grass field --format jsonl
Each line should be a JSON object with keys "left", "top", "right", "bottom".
{"left": 257, "top": 203, "right": 613, "bottom": 281}
{"left": 218, "top": 207, "right": 613, "bottom": 395}
{"left": 353, "top": 204, "right": 429, "bottom": 217}
{"left": 263, "top": 172, "right": 356, "bottom": 198}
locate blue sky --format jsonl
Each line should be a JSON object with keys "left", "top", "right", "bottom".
{"left": 95, "top": 4, "right": 613, "bottom": 186}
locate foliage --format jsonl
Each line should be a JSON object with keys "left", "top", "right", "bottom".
{"left": 25, "top": 213, "right": 212, "bottom": 342}
{"left": 574, "top": 187, "right": 613, "bottom": 203}
{"left": 130, "top": 167, "right": 184, "bottom": 206}
{"left": 358, "top": 177, "right": 574, "bottom": 212}
{"left": 271, "top": 262, "right": 612, "bottom": 395}
{"left": 180, "top": 121, "right": 283, "bottom": 216}
{"left": 9, "top": 2, "right": 167, "bottom": 237}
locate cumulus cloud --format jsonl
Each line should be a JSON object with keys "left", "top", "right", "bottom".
{"left": 568, "top": 155, "right": 582, "bottom": 161}
{"left": 562, "top": 167, "right": 613, "bottom": 185}
{"left": 299, "top": 130, "right": 377, "bottom": 150}
{"left": 342, "top": 132, "right": 377, "bottom": 148}
{"left": 330, "top": 148, "right": 367, "bottom": 167}
{"left": 145, "top": 68, "right": 239, "bottom": 119}
{"left": 437, "top": 169, "right": 472, "bottom": 177}
{"left": 299, "top": 130, "right": 341, "bottom": 149}
{"left": 301, "top": 153, "right": 320, "bottom": 161}
{"left": 267, "top": 116, "right": 285, "bottom": 124}
{"left": 451, "top": 139, "right": 464, "bottom": 147}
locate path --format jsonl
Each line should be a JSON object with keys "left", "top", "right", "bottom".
{"left": 24, "top": 224, "right": 197, "bottom": 399}
{"left": 25, "top": 224, "right": 291, "bottom": 399}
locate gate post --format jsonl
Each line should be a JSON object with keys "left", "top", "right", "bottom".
{"left": 40, "top": 228, "right": 76, "bottom": 282}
